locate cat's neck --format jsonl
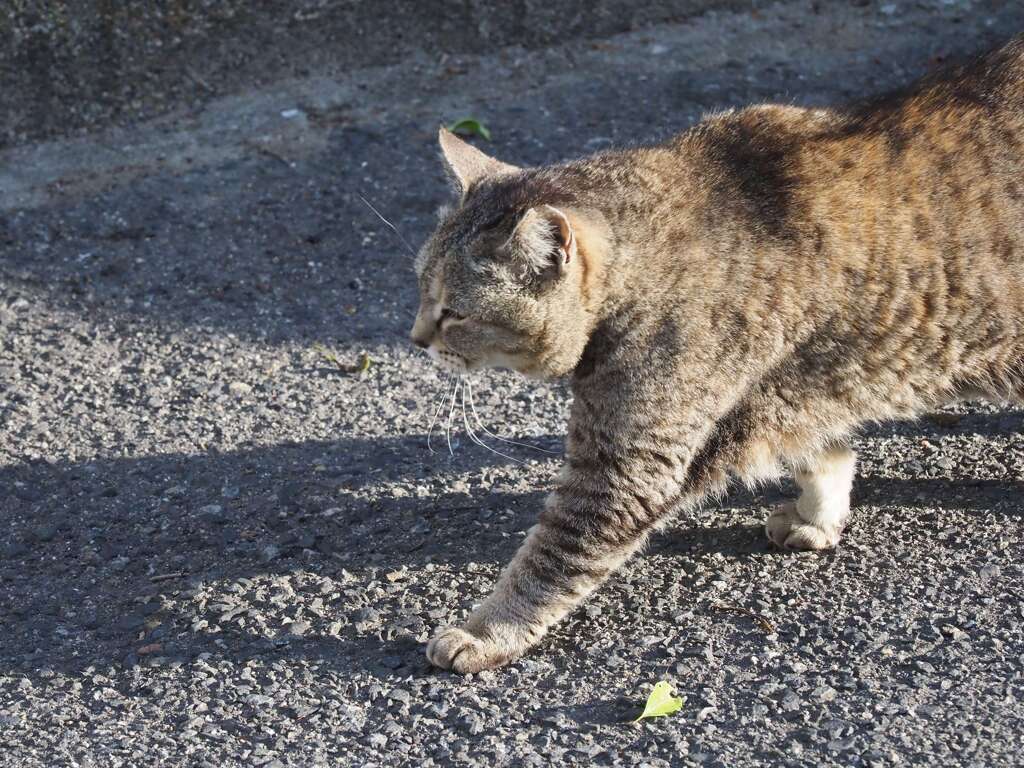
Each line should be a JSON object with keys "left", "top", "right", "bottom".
{"left": 552, "top": 146, "right": 711, "bottom": 324}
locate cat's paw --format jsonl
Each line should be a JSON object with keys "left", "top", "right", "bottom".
{"left": 765, "top": 503, "right": 840, "bottom": 551}
{"left": 426, "top": 626, "right": 510, "bottom": 673}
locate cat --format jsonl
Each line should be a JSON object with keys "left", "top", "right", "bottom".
{"left": 410, "top": 35, "right": 1024, "bottom": 673}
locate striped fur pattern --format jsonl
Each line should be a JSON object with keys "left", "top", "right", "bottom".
{"left": 411, "top": 36, "right": 1024, "bottom": 672}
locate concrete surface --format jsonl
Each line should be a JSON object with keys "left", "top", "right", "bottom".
{"left": 1, "top": 1, "right": 1023, "bottom": 767}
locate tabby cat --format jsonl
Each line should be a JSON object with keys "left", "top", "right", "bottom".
{"left": 410, "top": 35, "right": 1024, "bottom": 672}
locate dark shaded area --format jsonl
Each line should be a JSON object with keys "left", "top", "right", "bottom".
{"left": 2, "top": 412, "right": 1021, "bottom": 675}
{"left": 4, "top": 26, "right": 1013, "bottom": 348}
{"left": 0, "top": 432, "right": 554, "bottom": 673}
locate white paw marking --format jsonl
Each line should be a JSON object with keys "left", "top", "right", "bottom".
{"left": 765, "top": 502, "right": 841, "bottom": 551}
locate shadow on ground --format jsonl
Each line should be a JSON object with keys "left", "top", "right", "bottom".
{"left": 3, "top": 419, "right": 1022, "bottom": 681}
{"left": 5, "top": 23, "right": 1023, "bottom": 347}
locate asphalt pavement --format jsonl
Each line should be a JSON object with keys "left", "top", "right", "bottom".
{"left": 1, "top": 1, "right": 1023, "bottom": 766}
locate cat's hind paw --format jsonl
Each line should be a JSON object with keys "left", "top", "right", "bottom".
{"left": 765, "top": 503, "right": 840, "bottom": 551}
{"left": 426, "top": 626, "right": 510, "bottom": 674}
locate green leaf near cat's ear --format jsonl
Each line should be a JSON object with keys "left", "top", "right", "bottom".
{"left": 633, "top": 681, "right": 684, "bottom": 722}
{"left": 447, "top": 118, "right": 492, "bottom": 141}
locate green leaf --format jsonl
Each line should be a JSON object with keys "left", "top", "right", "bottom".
{"left": 447, "top": 118, "right": 492, "bottom": 141}
{"left": 313, "top": 343, "right": 342, "bottom": 369}
{"left": 633, "top": 681, "right": 684, "bottom": 722}
{"left": 311, "top": 344, "right": 371, "bottom": 376}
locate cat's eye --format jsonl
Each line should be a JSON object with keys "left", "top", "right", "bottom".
{"left": 439, "top": 307, "right": 465, "bottom": 323}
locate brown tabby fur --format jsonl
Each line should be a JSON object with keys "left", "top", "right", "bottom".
{"left": 410, "top": 36, "right": 1024, "bottom": 672}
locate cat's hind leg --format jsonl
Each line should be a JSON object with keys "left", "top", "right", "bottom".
{"left": 765, "top": 444, "right": 856, "bottom": 550}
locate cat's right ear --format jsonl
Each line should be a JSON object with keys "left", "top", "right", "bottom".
{"left": 509, "top": 205, "right": 576, "bottom": 278}
{"left": 439, "top": 127, "right": 519, "bottom": 196}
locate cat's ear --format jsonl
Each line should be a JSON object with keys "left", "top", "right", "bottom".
{"left": 510, "top": 205, "right": 576, "bottom": 277}
{"left": 438, "top": 127, "right": 519, "bottom": 195}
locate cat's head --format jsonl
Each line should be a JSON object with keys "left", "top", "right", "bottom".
{"left": 410, "top": 128, "right": 606, "bottom": 379}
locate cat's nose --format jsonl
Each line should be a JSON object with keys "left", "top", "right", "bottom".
{"left": 410, "top": 316, "right": 433, "bottom": 349}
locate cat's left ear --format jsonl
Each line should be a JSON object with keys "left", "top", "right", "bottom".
{"left": 439, "top": 127, "right": 519, "bottom": 195}
{"left": 510, "top": 205, "right": 576, "bottom": 277}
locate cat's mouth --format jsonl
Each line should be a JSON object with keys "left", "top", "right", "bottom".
{"left": 428, "top": 346, "right": 472, "bottom": 372}
{"left": 426, "top": 344, "right": 534, "bottom": 376}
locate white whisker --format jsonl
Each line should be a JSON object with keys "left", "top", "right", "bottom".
{"left": 466, "top": 379, "right": 559, "bottom": 455}
{"left": 460, "top": 383, "right": 523, "bottom": 464}
{"left": 426, "top": 373, "right": 454, "bottom": 454}
{"left": 445, "top": 377, "right": 461, "bottom": 456}
{"left": 357, "top": 194, "right": 417, "bottom": 257}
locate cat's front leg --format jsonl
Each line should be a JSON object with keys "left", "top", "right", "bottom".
{"left": 426, "top": 447, "right": 685, "bottom": 673}
{"left": 426, "top": 506, "right": 640, "bottom": 672}
{"left": 426, "top": 514, "right": 635, "bottom": 673}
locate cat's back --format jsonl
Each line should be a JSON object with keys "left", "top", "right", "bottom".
{"left": 677, "top": 34, "right": 1024, "bottom": 271}
{"left": 819, "top": 33, "right": 1024, "bottom": 194}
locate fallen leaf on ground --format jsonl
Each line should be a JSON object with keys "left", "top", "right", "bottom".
{"left": 634, "top": 681, "right": 684, "bottom": 722}
{"left": 312, "top": 345, "right": 372, "bottom": 376}
{"left": 711, "top": 601, "right": 776, "bottom": 634}
{"left": 312, "top": 343, "right": 343, "bottom": 369}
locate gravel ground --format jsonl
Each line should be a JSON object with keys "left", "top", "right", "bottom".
{"left": 2, "top": 2, "right": 1024, "bottom": 766}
